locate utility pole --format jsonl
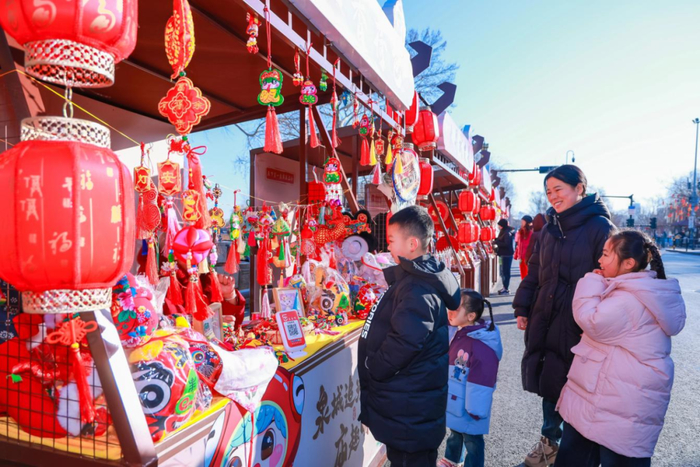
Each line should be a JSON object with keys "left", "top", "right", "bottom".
{"left": 692, "top": 118, "right": 699, "bottom": 248}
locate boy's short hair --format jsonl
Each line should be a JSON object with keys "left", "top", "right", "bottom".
{"left": 389, "top": 205, "right": 434, "bottom": 250}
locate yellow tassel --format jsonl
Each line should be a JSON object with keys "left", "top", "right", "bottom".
{"left": 385, "top": 144, "right": 394, "bottom": 165}
{"left": 369, "top": 139, "right": 377, "bottom": 166}
{"left": 394, "top": 150, "right": 404, "bottom": 174}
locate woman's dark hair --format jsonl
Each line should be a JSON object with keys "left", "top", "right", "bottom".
{"left": 543, "top": 164, "right": 588, "bottom": 196}
{"left": 459, "top": 288, "right": 494, "bottom": 331}
{"left": 608, "top": 230, "right": 666, "bottom": 279}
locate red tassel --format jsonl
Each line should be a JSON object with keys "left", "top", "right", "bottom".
{"left": 185, "top": 276, "right": 198, "bottom": 316}
{"left": 70, "top": 346, "right": 95, "bottom": 424}
{"left": 209, "top": 270, "right": 225, "bottom": 303}
{"left": 146, "top": 240, "right": 159, "bottom": 286}
{"left": 371, "top": 163, "right": 382, "bottom": 185}
{"left": 137, "top": 199, "right": 149, "bottom": 240}
{"left": 360, "top": 138, "right": 370, "bottom": 166}
{"left": 224, "top": 241, "right": 240, "bottom": 274}
{"left": 308, "top": 107, "right": 320, "bottom": 149}
{"left": 165, "top": 203, "right": 179, "bottom": 252}
{"left": 264, "top": 106, "right": 283, "bottom": 154}
{"left": 194, "top": 282, "right": 212, "bottom": 321}
{"left": 188, "top": 155, "right": 212, "bottom": 230}
{"left": 167, "top": 274, "right": 183, "bottom": 306}
{"left": 257, "top": 240, "right": 272, "bottom": 286}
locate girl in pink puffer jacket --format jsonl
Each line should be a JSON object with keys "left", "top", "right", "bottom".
{"left": 555, "top": 230, "right": 686, "bottom": 467}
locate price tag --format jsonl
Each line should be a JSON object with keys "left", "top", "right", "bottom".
{"left": 275, "top": 310, "right": 307, "bottom": 356}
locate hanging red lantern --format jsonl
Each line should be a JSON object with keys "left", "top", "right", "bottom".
{"left": 459, "top": 191, "right": 479, "bottom": 213}
{"left": 405, "top": 91, "right": 420, "bottom": 133}
{"left": 417, "top": 158, "right": 434, "bottom": 199}
{"left": 480, "top": 205, "right": 496, "bottom": 222}
{"left": 0, "top": 0, "right": 138, "bottom": 88}
{"left": 480, "top": 226, "right": 494, "bottom": 242}
{"left": 459, "top": 222, "right": 478, "bottom": 244}
{"left": 412, "top": 109, "right": 440, "bottom": 151}
{"left": 0, "top": 118, "right": 135, "bottom": 313}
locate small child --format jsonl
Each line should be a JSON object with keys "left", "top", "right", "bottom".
{"left": 555, "top": 231, "right": 686, "bottom": 466}
{"left": 438, "top": 289, "right": 503, "bottom": 467}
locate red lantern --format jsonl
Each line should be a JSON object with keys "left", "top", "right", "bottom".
{"left": 459, "top": 191, "right": 479, "bottom": 213}
{"left": 480, "top": 205, "right": 496, "bottom": 221}
{"left": 0, "top": 0, "right": 138, "bottom": 87}
{"left": 417, "top": 158, "right": 433, "bottom": 199}
{"left": 459, "top": 222, "right": 478, "bottom": 244}
{"left": 405, "top": 91, "right": 420, "bottom": 132}
{"left": 412, "top": 109, "right": 440, "bottom": 151}
{"left": 480, "top": 226, "right": 494, "bottom": 242}
{"left": 0, "top": 118, "right": 135, "bottom": 313}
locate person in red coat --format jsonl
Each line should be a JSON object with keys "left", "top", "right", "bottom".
{"left": 514, "top": 215, "right": 534, "bottom": 279}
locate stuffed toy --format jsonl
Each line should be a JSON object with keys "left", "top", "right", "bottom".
{"left": 111, "top": 273, "right": 159, "bottom": 346}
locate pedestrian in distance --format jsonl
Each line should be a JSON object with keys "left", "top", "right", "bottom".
{"left": 437, "top": 289, "right": 503, "bottom": 467}
{"left": 512, "top": 165, "right": 616, "bottom": 467}
{"left": 494, "top": 218, "right": 516, "bottom": 295}
{"left": 514, "top": 215, "right": 534, "bottom": 280}
{"left": 555, "top": 230, "right": 686, "bottom": 467}
{"left": 524, "top": 213, "right": 546, "bottom": 265}
{"left": 357, "top": 205, "right": 461, "bottom": 467}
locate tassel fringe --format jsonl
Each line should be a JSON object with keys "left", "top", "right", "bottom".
{"left": 264, "top": 106, "right": 283, "bottom": 154}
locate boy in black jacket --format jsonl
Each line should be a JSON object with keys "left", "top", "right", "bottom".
{"left": 358, "top": 205, "right": 461, "bottom": 467}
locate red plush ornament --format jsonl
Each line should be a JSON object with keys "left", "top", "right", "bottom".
{"left": 0, "top": 0, "right": 138, "bottom": 87}
{"left": 159, "top": 77, "right": 212, "bottom": 136}
{"left": 0, "top": 126, "right": 135, "bottom": 313}
{"left": 165, "top": 0, "right": 196, "bottom": 79}
{"left": 246, "top": 13, "right": 261, "bottom": 54}
{"left": 158, "top": 159, "right": 182, "bottom": 196}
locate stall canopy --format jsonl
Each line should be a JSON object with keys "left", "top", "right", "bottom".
{"left": 1, "top": 0, "right": 414, "bottom": 150}
{"left": 431, "top": 112, "right": 475, "bottom": 192}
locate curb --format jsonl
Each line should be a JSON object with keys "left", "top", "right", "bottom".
{"left": 664, "top": 249, "right": 700, "bottom": 256}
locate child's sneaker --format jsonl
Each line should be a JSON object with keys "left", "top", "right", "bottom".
{"left": 524, "top": 436, "right": 558, "bottom": 467}
{"left": 437, "top": 458, "right": 462, "bottom": 467}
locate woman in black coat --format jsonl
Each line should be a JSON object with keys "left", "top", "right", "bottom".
{"left": 513, "top": 166, "right": 615, "bottom": 467}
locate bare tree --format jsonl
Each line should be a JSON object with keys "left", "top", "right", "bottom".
{"left": 228, "top": 27, "right": 460, "bottom": 175}
{"left": 528, "top": 190, "right": 549, "bottom": 215}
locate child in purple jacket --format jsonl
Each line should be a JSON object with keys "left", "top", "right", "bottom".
{"left": 438, "top": 289, "right": 503, "bottom": 467}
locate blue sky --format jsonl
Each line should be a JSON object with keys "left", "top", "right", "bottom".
{"left": 122, "top": 0, "right": 700, "bottom": 216}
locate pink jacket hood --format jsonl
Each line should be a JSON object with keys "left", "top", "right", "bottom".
{"left": 605, "top": 271, "right": 685, "bottom": 337}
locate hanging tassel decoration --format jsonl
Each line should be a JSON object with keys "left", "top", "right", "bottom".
{"left": 71, "top": 346, "right": 96, "bottom": 424}
{"left": 186, "top": 144, "right": 212, "bottom": 230}
{"left": 261, "top": 288, "right": 272, "bottom": 319}
{"left": 264, "top": 106, "right": 283, "bottom": 154}
{"left": 371, "top": 163, "right": 383, "bottom": 185}
{"left": 224, "top": 242, "right": 240, "bottom": 274}
{"left": 166, "top": 249, "right": 183, "bottom": 306}
{"left": 308, "top": 106, "right": 320, "bottom": 149}
{"left": 209, "top": 268, "right": 225, "bottom": 303}
{"left": 369, "top": 139, "right": 377, "bottom": 166}
{"left": 394, "top": 148, "right": 404, "bottom": 174}
{"left": 164, "top": 199, "right": 180, "bottom": 252}
{"left": 360, "top": 137, "right": 370, "bottom": 166}
{"left": 385, "top": 142, "right": 394, "bottom": 166}
{"left": 146, "top": 237, "right": 159, "bottom": 286}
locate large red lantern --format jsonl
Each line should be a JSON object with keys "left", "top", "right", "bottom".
{"left": 0, "top": 0, "right": 138, "bottom": 87}
{"left": 458, "top": 222, "right": 479, "bottom": 244}
{"left": 480, "top": 226, "right": 495, "bottom": 242}
{"left": 412, "top": 109, "right": 440, "bottom": 151}
{"left": 480, "top": 205, "right": 496, "bottom": 222}
{"left": 417, "top": 158, "right": 433, "bottom": 199}
{"left": 0, "top": 118, "right": 135, "bottom": 313}
{"left": 459, "top": 191, "right": 479, "bottom": 213}
{"left": 405, "top": 91, "right": 420, "bottom": 132}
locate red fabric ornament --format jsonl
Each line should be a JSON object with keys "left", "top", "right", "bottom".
{"left": 224, "top": 241, "right": 240, "bottom": 274}
{"left": 308, "top": 106, "right": 320, "bottom": 149}
{"left": 185, "top": 144, "right": 212, "bottom": 229}
{"left": 308, "top": 181, "right": 327, "bottom": 203}
{"left": 134, "top": 166, "right": 152, "bottom": 193}
{"left": 208, "top": 270, "right": 225, "bottom": 303}
{"left": 165, "top": 0, "right": 196, "bottom": 79}
{"left": 167, "top": 272, "right": 184, "bottom": 306}
{"left": 172, "top": 227, "right": 213, "bottom": 264}
{"left": 158, "top": 159, "right": 182, "bottom": 196}
{"left": 257, "top": 238, "right": 273, "bottom": 286}
{"left": 0, "top": 0, "right": 138, "bottom": 87}
{"left": 0, "top": 138, "right": 135, "bottom": 312}
{"left": 158, "top": 77, "right": 211, "bottom": 135}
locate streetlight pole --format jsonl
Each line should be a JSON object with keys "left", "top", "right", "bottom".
{"left": 566, "top": 150, "right": 575, "bottom": 165}
{"left": 692, "top": 118, "right": 699, "bottom": 248}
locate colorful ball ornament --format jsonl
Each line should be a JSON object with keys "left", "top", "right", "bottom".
{"left": 172, "top": 227, "right": 214, "bottom": 264}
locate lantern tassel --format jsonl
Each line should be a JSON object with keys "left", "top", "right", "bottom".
{"left": 369, "top": 139, "right": 377, "bottom": 166}
{"left": 308, "top": 107, "right": 320, "bottom": 149}
{"left": 136, "top": 199, "right": 149, "bottom": 240}
{"left": 264, "top": 106, "right": 283, "bottom": 154}
{"left": 146, "top": 239, "right": 159, "bottom": 286}
{"left": 385, "top": 143, "right": 394, "bottom": 165}
{"left": 209, "top": 269, "right": 225, "bottom": 303}
{"left": 167, "top": 273, "right": 184, "bottom": 306}
{"left": 394, "top": 150, "right": 404, "bottom": 174}
{"left": 360, "top": 138, "right": 370, "bottom": 166}
{"left": 71, "top": 345, "right": 96, "bottom": 424}
{"left": 371, "top": 163, "right": 383, "bottom": 185}
{"left": 224, "top": 242, "right": 240, "bottom": 274}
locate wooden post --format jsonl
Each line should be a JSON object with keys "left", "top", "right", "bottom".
{"left": 429, "top": 193, "right": 465, "bottom": 278}
{"left": 299, "top": 108, "right": 307, "bottom": 199}
{"left": 249, "top": 151, "right": 257, "bottom": 315}
{"left": 311, "top": 106, "right": 360, "bottom": 213}
{"left": 352, "top": 135, "right": 359, "bottom": 196}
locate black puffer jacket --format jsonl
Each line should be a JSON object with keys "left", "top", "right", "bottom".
{"left": 513, "top": 195, "right": 615, "bottom": 402}
{"left": 494, "top": 226, "right": 515, "bottom": 257}
{"left": 358, "top": 255, "right": 461, "bottom": 452}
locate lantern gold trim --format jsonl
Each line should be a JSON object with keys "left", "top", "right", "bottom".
{"left": 24, "top": 39, "right": 116, "bottom": 88}
{"left": 21, "top": 117, "right": 111, "bottom": 148}
{"left": 22, "top": 288, "right": 113, "bottom": 314}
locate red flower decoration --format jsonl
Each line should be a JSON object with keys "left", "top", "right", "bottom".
{"left": 158, "top": 77, "right": 211, "bottom": 135}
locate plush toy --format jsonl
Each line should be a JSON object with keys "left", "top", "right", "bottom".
{"left": 128, "top": 331, "right": 202, "bottom": 442}
{"left": 354, "top": 283, "right": 379, "bottom": 320}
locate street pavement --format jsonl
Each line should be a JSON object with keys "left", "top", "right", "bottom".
{"left": 386, "top": 251, "right": 700, "bottom": 466}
